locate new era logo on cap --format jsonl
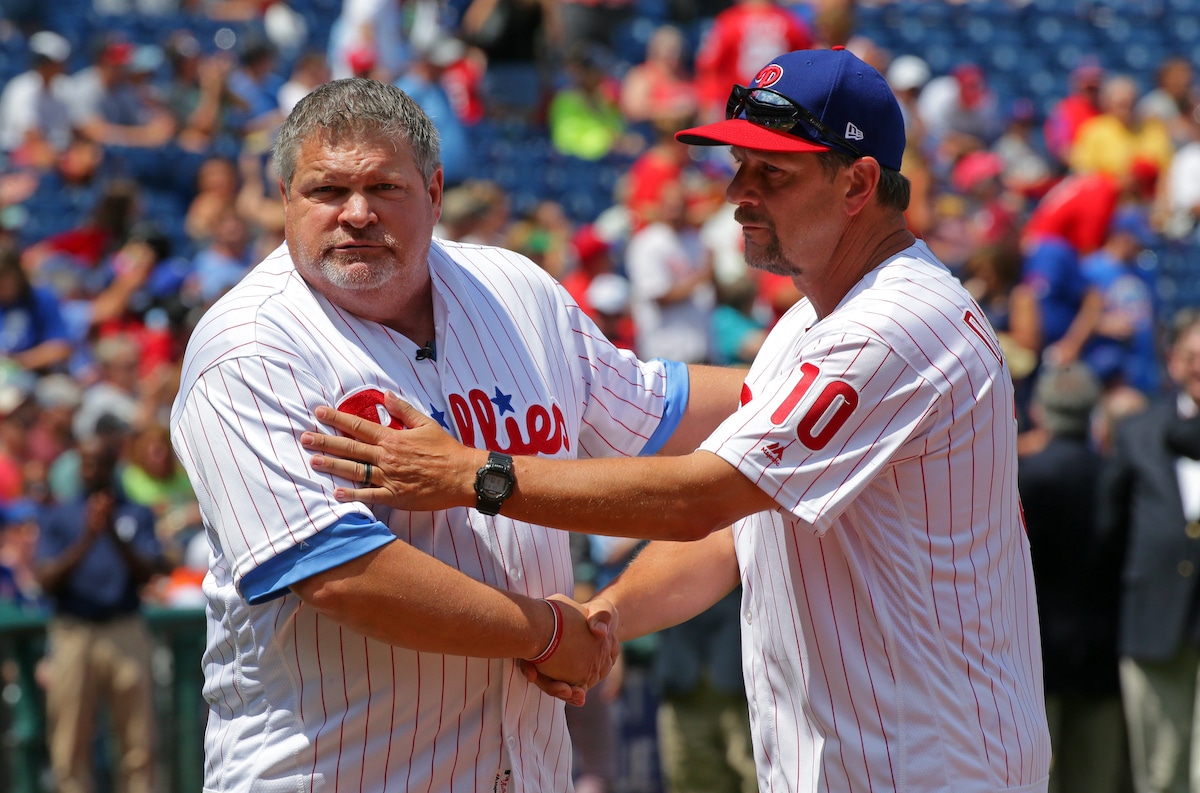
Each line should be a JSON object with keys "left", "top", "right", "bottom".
{"left": 845, "top": 122, "right": 864, "bottom": 141}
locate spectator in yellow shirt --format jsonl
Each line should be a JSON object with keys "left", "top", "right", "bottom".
{"left": 1069, "top": 73, "right": 1173, "bottom": 179}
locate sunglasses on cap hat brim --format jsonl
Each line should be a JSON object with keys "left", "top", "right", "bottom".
{"left": 676, "top": 84, "right": 866, "bottom": 158}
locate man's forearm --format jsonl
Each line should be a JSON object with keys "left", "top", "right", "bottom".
{"left": 502, "top": 451, "right": 772, "bottom": 541}
{"left": 601, "top": 527, "right": 740, "bottom": 641}
{"left": 295, "top": 539, "right": 556, "bottom": 658}
{"left": 291, "top": 539, "right": 614, "bottom": 686}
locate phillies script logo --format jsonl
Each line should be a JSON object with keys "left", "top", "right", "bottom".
{"left": 335, "top": 386, "right": 570, "bottom": 455}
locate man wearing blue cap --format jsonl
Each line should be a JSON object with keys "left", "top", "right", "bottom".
{"left": 303, "top": 47, "right": 1052, "bottom": 792}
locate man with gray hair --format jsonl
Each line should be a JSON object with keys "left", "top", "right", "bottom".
{"left": 1019, "top": 361, "right": 1127, "bottom": 793}
{"left": 0, "top": 30, "right": 75, "bottom": 156}
{"left": 170, "top": 77, "right": 740, "bottom": 791}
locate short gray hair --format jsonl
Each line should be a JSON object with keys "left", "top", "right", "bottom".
{"left": 272, "top": 78, "right": 441, "bottom": 194}
{"left": 1033, "top": 361, "right": 1102, "bottom": 438}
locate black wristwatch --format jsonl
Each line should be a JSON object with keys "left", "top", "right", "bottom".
{"left": 474, "top": 451, "right": 515, "bottom": 516}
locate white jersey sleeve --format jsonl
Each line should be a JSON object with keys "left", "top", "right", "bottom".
{"left": 425, "top": 239, "right": 683, "bottom": 460}
{"left": 172, "top": 352, "right": 373, "bottom": 589}
{"left": 704, "top": 327, "right": 941, "bottom": 535}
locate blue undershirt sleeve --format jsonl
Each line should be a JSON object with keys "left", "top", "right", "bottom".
{"left": 639, "top": 358, "right": 690, "bottom": 456}
{"left": 239, "top": 514, "right": 396, "bottom": 605}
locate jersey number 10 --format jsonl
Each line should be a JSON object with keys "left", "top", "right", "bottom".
{"left": 771, "top": 362, "right": 860, "bottom": 451}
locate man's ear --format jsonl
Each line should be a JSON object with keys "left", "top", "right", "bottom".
{"left": 843, "top": 158, "right": 881, "bottom": 217}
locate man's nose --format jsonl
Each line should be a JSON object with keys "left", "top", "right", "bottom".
{"left": 340, "top": 193, "right": 377, "bottom": 227}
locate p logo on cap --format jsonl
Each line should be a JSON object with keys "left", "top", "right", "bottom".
{"left": 755, "top": 64, "right": 784, "bottom": 88}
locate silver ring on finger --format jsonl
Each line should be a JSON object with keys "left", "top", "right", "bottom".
{"left": 359, "top": 461, "right": 373, "bottom": 488}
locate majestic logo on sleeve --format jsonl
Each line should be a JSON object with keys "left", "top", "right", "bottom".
{"left": 761, "top": 442, "right": 785, "bottom": 466}
{"left": 337, "top": 385, "right": 570, "bottom": 455}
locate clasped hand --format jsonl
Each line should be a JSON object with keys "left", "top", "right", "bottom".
{"left": 532, "top": 596, "right": 621, "bottom": 706}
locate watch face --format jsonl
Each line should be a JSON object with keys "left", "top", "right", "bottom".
{"left": 481, "top": 470, "right": 511, "bottom": 497}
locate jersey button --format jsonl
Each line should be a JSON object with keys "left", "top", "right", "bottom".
{"left": 745, "top": 611, "right": 753, "bottom": 624}
{"left": 506, "top": 736, "right": 517, "bottom": 748}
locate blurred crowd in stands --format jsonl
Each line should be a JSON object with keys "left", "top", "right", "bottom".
{"left": 1, "top": 0, "right": 1200, "bottom": 789}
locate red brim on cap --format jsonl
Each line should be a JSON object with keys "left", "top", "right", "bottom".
{"left": 674, "top": 118, "right": 831, "bottom": 153}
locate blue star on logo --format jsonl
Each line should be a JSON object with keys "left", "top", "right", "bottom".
{"left": 491, "top": 387, "right": 514, "bottom": 416}
{"left": 429, "top": 404, "right": 449, "bottom": 429}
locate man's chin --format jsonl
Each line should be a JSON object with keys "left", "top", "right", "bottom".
{"left": 746, "top": 254, "right": 795, "bottom": 277}
{"left": 318, "top": 258, "right": 394, "bottom": 290}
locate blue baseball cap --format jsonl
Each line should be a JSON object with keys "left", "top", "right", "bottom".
{"left": 676, "top": 47, "right": 906, "bottom": 171}
{"left": 1108, "top": 206, "right": 1157, "bottom": 248}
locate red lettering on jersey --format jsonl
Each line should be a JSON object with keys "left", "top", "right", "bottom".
{"left": 964, "top": 309, "right": 1003, "bottom": 365}
{"left": 798, "top": 380, "right": 858, "bottom": 450}
{"left": 449, "top": 393, "right": 477, "bottom": 447}
{"left": 448, "top": 389, "right": 570, "bottom": 455}
{"left": 771, "top": 363, "right": 859, "bottom": 450}
{"left": 771, "top": 362, "right": 820, "bottom": 424}
{"left": 740, "top": 382, "right": 753, "bottom": 406}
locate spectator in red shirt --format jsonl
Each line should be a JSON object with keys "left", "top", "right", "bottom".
{"left": 1022, "top": 158, "right": 1158, "bottom": 256}
{"left": 619, "top": 24, "right": 698, "bottom": 129}
{"left": 625, "top": 119, "right": 693, "bottom": 224}
{"left": 1044, "top": 58, "right": 1104, "bottom": 167}
{"left": 561, "top": 223, "right": 615, "bottom": 318}
{"left": 693, "top": 0, "right": 813, "bottom": 122}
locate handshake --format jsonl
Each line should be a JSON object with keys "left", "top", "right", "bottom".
{"left": 517, "top": 594, "right": 620, "bottom": 707}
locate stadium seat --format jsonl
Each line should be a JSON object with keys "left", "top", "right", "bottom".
{"left": 612, "top": 17, "right": 656, "bottom": 68}
{"left": 1169, "top": 15, "right": 1200, "bottom": 42}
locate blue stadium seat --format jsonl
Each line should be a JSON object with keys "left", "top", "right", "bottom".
{"left": 561, "top": 188, "right": 606, "bottom": 224}
{"left": 1170, "top": 15, "right": 1200, "bottom": 42}
{"left": 963, "top": 16, "right": 998, "bottom": 45}
{"left": 1121, "top": 42, "right": 1158, "bottom": 73}
{"left": 612, "top": 17, "right": 656, "bottom": 68}
{"left": 921, "top": 43, "right": 957, "bottom": 75}
{"left": 635, "top": 0, "right": 670, "bottom": 24}
{"left": 1033, "top": 14, "right": 1067, "bottom": 44}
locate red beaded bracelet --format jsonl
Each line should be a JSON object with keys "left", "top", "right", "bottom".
{"left": 527, "top": 598, "right": 563, "bottom": 665}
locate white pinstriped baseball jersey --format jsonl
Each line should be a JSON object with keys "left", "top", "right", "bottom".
{"left": 169, "top": 239, "right": 685, "bottom": 793}
{"left": 700, "top": 242, "right": 1050, "bottom": 793}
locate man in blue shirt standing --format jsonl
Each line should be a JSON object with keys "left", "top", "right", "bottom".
{"left": 36, "top": 434, "right": 168, "bottom": 793}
